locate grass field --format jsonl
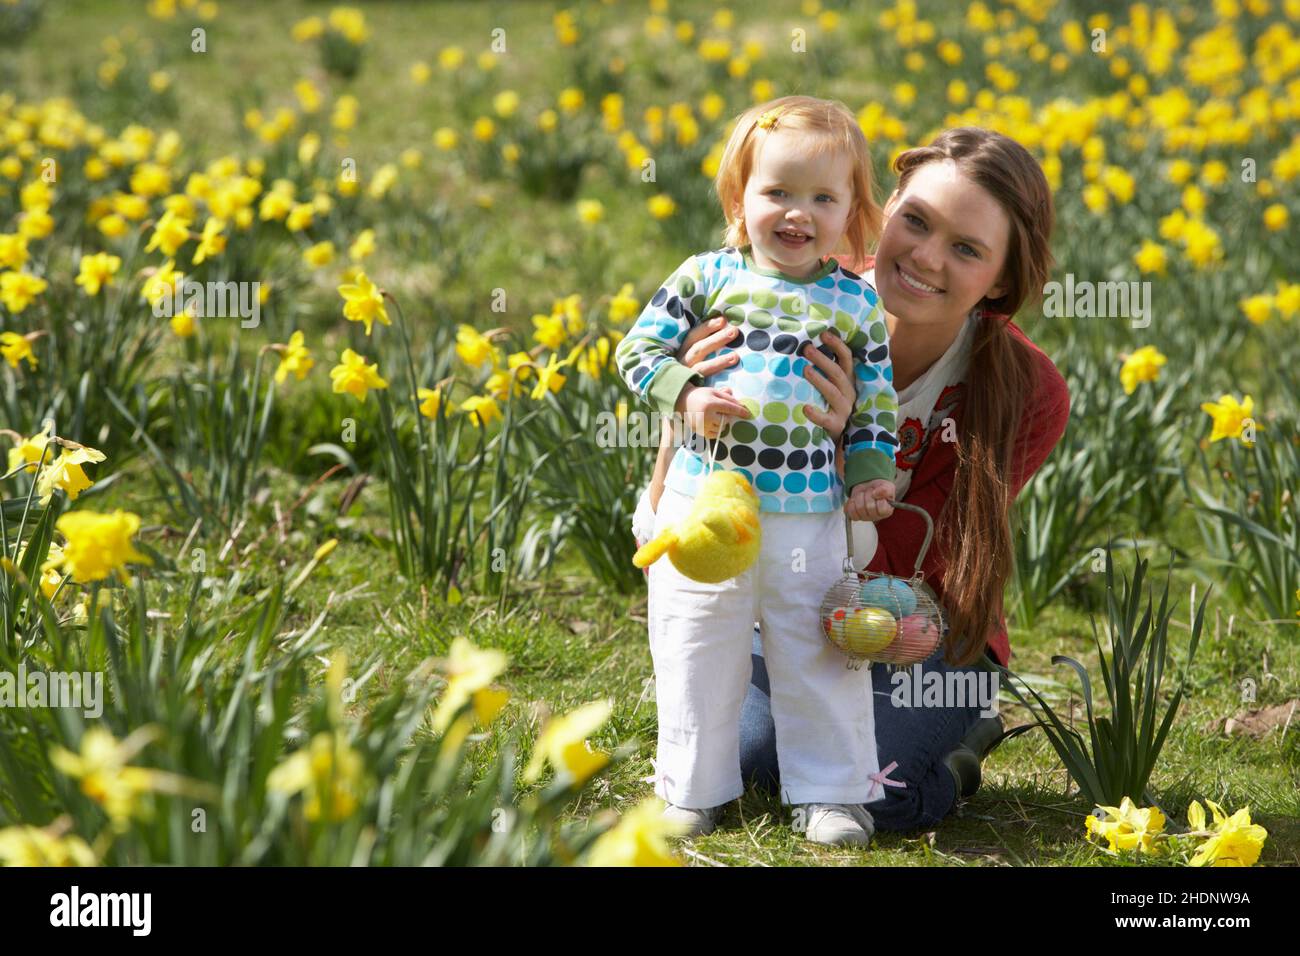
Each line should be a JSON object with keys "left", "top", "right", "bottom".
{"left": 0, "top": 0, "right": 1297, "bottom": 866}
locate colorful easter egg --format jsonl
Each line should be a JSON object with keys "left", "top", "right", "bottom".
{"left": 891, "top": 614, "right": 940, "bottom": 660}
{"left": 858, "top": 577, "right": 918, "bottom": 618}
{"left": 841, "top": 607, "right": 896, "bottom": 656}
{"left": 822, "top": 606, "right": 851, "bottom": 646}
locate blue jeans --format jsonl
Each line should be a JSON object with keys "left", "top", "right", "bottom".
{"left": 739, "top": 627, "right": 994, "bottom": 831}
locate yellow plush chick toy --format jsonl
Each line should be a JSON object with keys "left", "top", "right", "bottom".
{"left": 633, "top": 470, "right": 762, "bottom": 583}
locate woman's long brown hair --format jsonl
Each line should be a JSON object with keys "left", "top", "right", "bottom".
{"left": 891, "top": 128, "right": 1055, "bottom": 666}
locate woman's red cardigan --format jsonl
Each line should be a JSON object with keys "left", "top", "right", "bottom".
{"left": 861, "top": 309, "right": 1070, "bottom": 665}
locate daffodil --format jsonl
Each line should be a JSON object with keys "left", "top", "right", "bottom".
{"left": 647, "top": 194, "right": 677, "bottom": 219}
{"left": 1275, "top": 282, "right": 1300, "bottom": 321}
{"left": 0, "top": 270, "right": 48, "bottom": 313}
{"left": 577, "top": 199, "right": 605, "bottom": 225}
{"left": 1133, "top": 240, "right": 1167, "bottom": 276}
{"left": 433, "top": 127, "right": 459, "bottom": 151}
{"left": 1239, "top": 294, "right": 1274, "bottom": 325}
{"left": 273, "top": 331, "right": 314, "bottom": 384}
{"left": 0, "top": 331, "right": 38, "bottom": 370}
{"left": 144, "top": 209, "right": 192, "bottom": 257}
{"left": 47, "top": 508, "right": 149, "bottom": 583}
{"left": 522, "top": 699, "right": 613, "bottom": 786}
{"left": 459, "top": 394, "right": 502, "bottom": 428}
{"left": 348, "top": 228, "right": 375, "bottom": 261}
{"left": 36, "top": 446, "right": 107, "bottom": 505}
{"left": 329, "top": 348, "right": 388, "bottom": 402}
{"left": 49, "top": 727, "right": 165, "bottom": 826}
{"left": 18, "top": 209, "right": 53, "bottom": 240}
{"left": 5, "top": 422, "right": 52, "bottom": 474}
{"left": 302, "top": 240, "right": 335, "bottom": 268}
{"left": 417, "top": 386, "right": 455, "bottom": 418}
{"left": 608, "top": 283, "right": 640, "bottom": 323}
{"left": 0, "top": 233, "right": 28, "bottom": 270}
{"left": 191, "top": 217, "right": 227, "bottom": 265}
{"left": 1084, "top": 797, "right": 1166, "bottom": 854}
{"left": 1119, "top": 346, "right": 1166, "bottom": 395}
{"left": 586, "top": 798, "right": 686, "bottom": 866}
{"left": 141, "top": 259, "right": 182, "bottom": 308}
{"left": 1201, "top": 394, "right": 1260, "bottom": 444}
{"left": 431, "top": 637, "right": 509, "bottom": 733}
{"left": 74, "top": 251, "right": 122, "bottom": 296}
{"left": 1187, "top": 799, "right": 1268, "bottom": 867}
{"left": 0, "top": 824, "right": 96, "bottom": 867}
{"left": 532, "top": 313, "right": 568, "bottom": 349}
{"left": 337, "top": 271, "right": 390, "bottom": 335}
{"left": 267, "top": 729, "right": 366, "bottom": 822}
{"left": 285, "top": 202, "right": 314, "bottom": 232}
{"left": 455, "top": 324, "right": 499, "bottom": 371}
{"left": 530, "top": 353, "right": 570, "bottom": 400}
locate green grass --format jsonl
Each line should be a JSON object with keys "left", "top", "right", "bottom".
{"left": 5, "top": 0, "right": 1298, "bottom": 865}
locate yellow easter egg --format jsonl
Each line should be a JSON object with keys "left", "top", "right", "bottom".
{"left": 842, "top": 607, "right": 896, "bottom": 656}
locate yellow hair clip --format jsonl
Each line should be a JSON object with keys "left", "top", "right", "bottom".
{"left": 756, "top": 108, "right": 782, "bottom": 130}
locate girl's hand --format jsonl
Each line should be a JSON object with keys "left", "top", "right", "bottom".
{"left": 846, "top": 479, "right": 895, "bottom": 522}
{"left": 676, "top": 384, "right": 750, "bottom": 439}
{"left": 801, "top": 331, "right": 856, "bottom": 442}
{"left": 676, "top": 316, "right": 742, "bottom": 377}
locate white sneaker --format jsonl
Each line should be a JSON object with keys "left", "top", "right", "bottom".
{"left": 801, "top": 803, "right": 875, "bottom": 846}
{"left": 661, "top": 802, "right": 723, "bottom": 837}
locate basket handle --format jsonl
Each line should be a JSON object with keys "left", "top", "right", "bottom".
{"left": 843, "top": 499, "right": 934, "bottom": 577}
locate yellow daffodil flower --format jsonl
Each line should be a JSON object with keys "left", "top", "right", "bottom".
{"left": 0, "top": 331, "right": 38, "bottom": 370}
{"left": 418, "top": 386, "right": 455, "bottom": 419}
{"left": 1187, "top": 799, "right": 1268, "bottom": 867}
{"left": 530, "top": 353, "right": 570, "bottom": 400}
{"left": 0, "top": 824, "right": 97, "bottom": 867}
{"left": 455, "top": 324, "right": 499, "bottom": 370}
{"left": 267, "top": 729, "right": 366, "bottom": 822}
{"left": 459, "top": 394, "right": 502, "bottom": 428}
{"left": 337, "top": 271, "right": 390, "bottom": 334}
{"left": 1119, "top": 346, "right": 1166, "bottom": 395}
{"left": 329, "top": 348, "right": 388, "bottom": 402}
{"left": 1133, "top": 240, "right": 1167, "bottom": 276}
{"left": 36, "top": 445, "right": 107, "bottom": 505}
{"left": 74, "top": 251, "right": 122, "bottom": 296}
{"left": 522, "top": 699, "right": 613, "bottom": 787}
{"left": 274, "top": 331, "right": 314, "bottom": 384}
{"left": 1201, "top": 394, "right": 1260, "bottom": 444}
{"left": 5, "top": 422, "right": 52, "bottom": 474}
{"left": 145, "top": 209, "right": 192, "bottom": 257}
{"left": 586, "top": 798, "right": 686, "bottom": 866}
{"left": 1084, "top": 797, "right": 1166, "bottom": 854}
{"left": 49, "top": 726, "right": 178, "bottom": 827}
{"left": 0, "top": 270, "right": 48, "bottom": 313}
{"left": 431, "top": 637, "right": 509, "bottom": 733}
{"left": 47, "top": 508, "right": 148, "bottom": 584}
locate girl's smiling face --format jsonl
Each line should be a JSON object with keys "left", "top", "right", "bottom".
{"left": 737, "top": 128, "right": 854, "bottom": 278}
{"left": 874, "top": 159, "right": 1011, "bottom": 324}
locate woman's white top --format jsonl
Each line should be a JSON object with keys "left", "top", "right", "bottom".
{"left": 633, "top": 268, "right": 979, "bottom": 572}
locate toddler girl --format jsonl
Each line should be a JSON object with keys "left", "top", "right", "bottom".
{"left": 615, "top": 96, "right": 898, "bottom": 845}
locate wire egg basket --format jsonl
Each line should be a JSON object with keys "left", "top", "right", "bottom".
{"left": 821, "top": 500, "right": 947, "bottom": 669}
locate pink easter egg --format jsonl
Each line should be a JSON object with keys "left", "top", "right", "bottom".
{"left": 891, "top": 614, "right": 940, "bottom": 661}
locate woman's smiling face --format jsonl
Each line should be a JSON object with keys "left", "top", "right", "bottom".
{"left": 874, "top": 159, "right": 1012, "bottom": 324}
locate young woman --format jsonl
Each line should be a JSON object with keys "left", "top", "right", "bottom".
{"left": 631, "top": 127, "right": 1071, "bottom": 832}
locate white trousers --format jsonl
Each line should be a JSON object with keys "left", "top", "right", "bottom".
{"left": 646, "top": 486, "right": 880, "bottom": 807}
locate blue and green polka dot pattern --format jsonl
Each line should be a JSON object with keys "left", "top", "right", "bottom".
{"left": 614, "top": 247, "right": 898, "bottom": 514}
